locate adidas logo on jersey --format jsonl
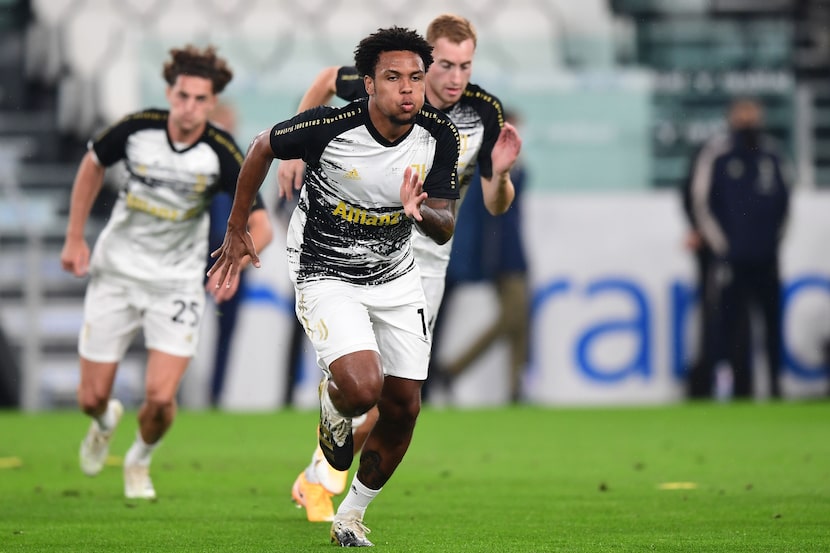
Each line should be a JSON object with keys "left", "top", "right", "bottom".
{"left": 344, "top": 168, "right": 360, "bottom": 180}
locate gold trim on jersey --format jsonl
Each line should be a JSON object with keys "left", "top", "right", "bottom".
{"left": 208, "top": 128, "right": 245, "bottom": 165}
{"left": 273, "top": 109, "right": 363, "bottom": 137}
{"left": 463, "top": 88, "right": 505, "bottom": 127}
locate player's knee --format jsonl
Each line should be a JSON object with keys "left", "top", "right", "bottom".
{"left": 330, "top": 361, "right": 384, "bottom": 416}
{"left": 142, "top": 393, "right": 175, "bottom": 417}
{"left": 340, "top": 385, "right": 381, "bottom": 417}
{"left": 379, "top": 393, "right": 420, "bottom": 429}
{"left": 77, "top": 390, "right": 108, "bottom": 416}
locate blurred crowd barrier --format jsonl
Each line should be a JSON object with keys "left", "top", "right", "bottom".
{"left": 194, "top": 190, "right": 830, "bottom": 409}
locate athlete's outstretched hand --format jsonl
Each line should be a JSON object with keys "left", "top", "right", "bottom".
{"left": 490, "top": 121, "right": 523, "bottom": 176}
{"left": 205, "top": 264, "right": 241, "bottom": 303}
{"left": 277, "top": 158, "right": 306, "bottom": 201}
{"left": 400, "top": 166, "right": 428, "bottom": 221}
{"left": 207, "top": 223, "right": 260, "bottom": 297}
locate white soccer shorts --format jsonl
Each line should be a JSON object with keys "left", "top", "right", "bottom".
{"left": 79, "top": 276, "right": 206, "bottom": 362}
{"left": 294, "top": 268, "right": 431, "bottom": 380}
{"left": 419, "top": 271, "right": 446, "bottom": 335}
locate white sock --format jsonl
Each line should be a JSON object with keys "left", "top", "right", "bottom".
{"left": 125, "top": 432, "right": 159, "bottom": 467}
{"left": 352, "top": 413, "right": 368, "bottom": 428}
{"left": 336, "top": 475, "right": 381, "bottom": 519}
{"left": 94, "top": 401, "right": 118, "bottom": 432}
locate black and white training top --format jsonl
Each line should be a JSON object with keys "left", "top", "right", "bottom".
{"left": 334, "top": 67, "right": 504, "bottom": 277}
{"left": 88, "top": 109, "right": 265, "bottom": 291}
{"left": 270, "top": 99, "right": 460, "bottom": 286}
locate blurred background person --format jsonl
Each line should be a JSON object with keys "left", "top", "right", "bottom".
{"left": 689, "top": 97, "right": 793, "bottom": 400}
{"left": 681, "top": 139, "right": 751, "bottom": 400}
{"left": 60, "top": 45, "right": 272, "bottom": 499}
{"left": 0, "top": 325, "right": 20, "bottom": 407}
{"left": 205, "top": 100, "right": 244, "bottom": 408}
{"left": 273, "top": 194, "right": 308, "bottom": 408}
{"left": 432, "top": 109, "right": 530, "bottom": 404}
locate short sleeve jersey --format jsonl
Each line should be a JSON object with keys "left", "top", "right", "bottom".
{"left": 270, "top": 99, "right": 460, "bottom": 286}
{"left": 334, "top": 67, "right": 504, "bottom": 276}
{"left": 87, "top": 109, "right": 265, "bottom": 290}
{"left": 334, "top": 66, "right": 503, "bottom": 200}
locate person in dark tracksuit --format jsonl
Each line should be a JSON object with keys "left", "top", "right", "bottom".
{"left": 681, "top": 147, "right": 751, "bottom": 399}
{"left": 690, "top": 98, "right": 792, "bottom": 399}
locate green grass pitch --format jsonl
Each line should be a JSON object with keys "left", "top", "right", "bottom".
{"left": 1, "top": 401, "right": 828, "bottom": 552}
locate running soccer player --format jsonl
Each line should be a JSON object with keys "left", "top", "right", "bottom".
{"left": 60, "top": 45, "right": 273, "bottom": 500}
{"left": 278, "top": 14, "right": 523, "bottom": 523}
{"left": 209, "top": 26, "right": 460, "bottom": 546}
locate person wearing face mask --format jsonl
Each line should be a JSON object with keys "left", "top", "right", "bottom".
{"left": 688, "top": 97, "right": 793, "bottom": 400}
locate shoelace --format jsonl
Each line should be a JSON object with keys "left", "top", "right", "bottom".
{"left": 340, "top": 517, "right": 371, "bottom": 537}
{"left": 328, "top": 415, "right": 352, "bottom": 447}
{"left": 127, "top": 466, "right": 154, "bottom": 489}
{"left": 89, "top": 429, "right": 110, "bottom": 449}
{"left": 320, "top": 378, "right": 351, "bottom": 447}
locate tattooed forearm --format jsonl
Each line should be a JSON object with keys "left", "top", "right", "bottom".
{"left": 414, "top": 198, "right": 455, "bottom": 245}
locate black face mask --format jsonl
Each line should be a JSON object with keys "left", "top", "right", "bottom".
{"left": 733, "top": 128, "right": 761, "bottom": 151}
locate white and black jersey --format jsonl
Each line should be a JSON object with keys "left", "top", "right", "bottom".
{"left": 334, "top": 67, "right": 503, "bottom": 198}
{"left": 271, "top": 99, "right": 460, "bottom": 286}
{"left": 334, "top": 67, "right": 504, "bottom": 277}
{"left": 88, "top": 109, "right": 265, "bottom": 290}
{"left": 439, "top": 83, "right": 503, "bottom": 191}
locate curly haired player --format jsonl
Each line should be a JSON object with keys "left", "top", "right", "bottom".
{"left": 278, "top": 14, "right": 522, "bottom": 525}
{"left": 209, "top": 27, "right": 460, "bottom": 546}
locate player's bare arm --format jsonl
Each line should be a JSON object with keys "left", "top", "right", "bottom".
{"left": 277, "top": 66, "right": 341, "bottom": 200}
{"left": 209, "top": 130, "right": 273, "bottom": 285}
{"left": 61, "top": 151, "right": 106, "bottom": 277}
{"left": 481, "top": 121, "right": 522, "bottom": 215}
{"left": 418, "top": 197, "right": 456, "bottom": 245}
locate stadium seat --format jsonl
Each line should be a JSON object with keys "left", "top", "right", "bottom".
{"left": 57, "top": 5, "right": 126, "bottom": 137}
{"left": 96, "top": 34, "right": 142, "bottom": 126}
{"left": 473, "top": 3, "right": 564, "bottom": 75}
{"left": 148, "top": 1, "right": 212, "bottom": 43}
{"left": 25, "top": 0, "right": 79, "bottom": 85}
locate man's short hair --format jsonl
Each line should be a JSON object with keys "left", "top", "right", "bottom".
{"left": 426, "top": 14, "right": 477, "bottom": 48}
{"left": 353, "top": 26, "right": 434, "bottom": 78}
{"left": 162, "top": 45, "right": 233, "bottom": 94}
